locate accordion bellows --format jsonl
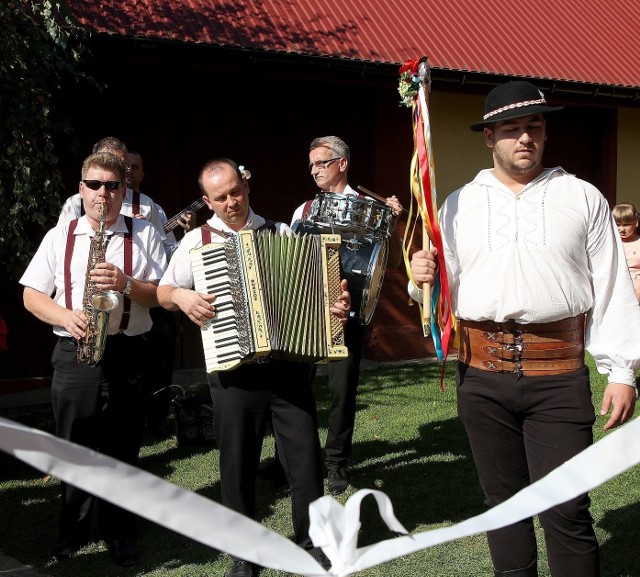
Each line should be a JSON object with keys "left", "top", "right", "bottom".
{"left": 191, "top": 229, "right": 348, "bottom": 372}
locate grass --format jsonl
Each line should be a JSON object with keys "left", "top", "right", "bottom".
{"left": 1, "top": 355, "right": 639, "bottom": 577}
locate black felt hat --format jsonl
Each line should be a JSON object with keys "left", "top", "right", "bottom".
{"left": 470, "top": 81, "right": 564, "bottom": 132}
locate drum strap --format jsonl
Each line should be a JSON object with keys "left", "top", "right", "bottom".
{"left": 132, "top": 191, "right": 140, "bottom": 216}
{"left": 301, "top": 199, "right": 314, "bottom": 221}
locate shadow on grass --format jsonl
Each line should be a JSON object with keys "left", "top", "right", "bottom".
{"left": 309, "top": 362, "right": 487, "bottom": 547}
{"left": 0, "top": 401, "right": 226, "bottom": 574}
{"left": 598, "top": 501, "right": 640, "bottom": 577}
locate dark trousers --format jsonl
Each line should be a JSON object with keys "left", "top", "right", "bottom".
{"left": 145, "top": 307, "right": 177, "bottom": 429}
{"left": 50, "top": 334, "right": 149, "bottom": 544}
{"left": 456, "top": 364, "right": 600, "bottom": 577}
{"left": 324, "top": 317, "right": 365, "bottom": 469}
{"left": 210, "top": 359, "right": 323, "bottom": 550}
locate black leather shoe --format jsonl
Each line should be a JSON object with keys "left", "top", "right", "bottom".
{"left": 256, "top": 459, "right": 287, "bottom": 487}
{"left": 309, "top": 547, "right": 331, "bottom": 571}
{"left": 327, "top": 465, "right": 348, "bottom": 495}
{"left": 226, "top": 559, "right": 258, "bottom": 577}
{"left": 106, "top": 539, "right": 140, "bottom": 567}
{"left": 46, "top": 537, "right": 86, "bottom": 563}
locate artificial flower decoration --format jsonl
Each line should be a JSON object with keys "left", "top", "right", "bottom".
{"left": 397, "top": 56, "right": 428, "bottom": 107}
{"left": 239, "top": 165, "right": 252, "bottom": 180}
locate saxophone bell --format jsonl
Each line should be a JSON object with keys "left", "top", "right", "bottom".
{"left": 88, "top": 290, "right": 120, "bottom": 366}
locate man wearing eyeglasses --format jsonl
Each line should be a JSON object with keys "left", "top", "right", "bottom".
{"left": 288, "top": 135, "right": 403, "bottom": 496}
{"left": 20, "top": 151, "right": 167, "bottom": 568}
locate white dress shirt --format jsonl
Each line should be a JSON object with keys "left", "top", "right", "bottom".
{"left": 409, "top": 167, "right": 640, "bottom": 386}
{"left": 20, "top": 215, "right": 167, "bottom": 336}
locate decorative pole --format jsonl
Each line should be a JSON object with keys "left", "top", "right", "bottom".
{"left": 398, "top": 56, "right": 454, "bottom": 363}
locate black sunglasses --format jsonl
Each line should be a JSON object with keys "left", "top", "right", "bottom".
{"left": 82, "top": 180, "right": 122, "bottom": 191}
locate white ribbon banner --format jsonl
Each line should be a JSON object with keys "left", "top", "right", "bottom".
{"left": 1, "top": 415, "right": 640, "bottom": 576}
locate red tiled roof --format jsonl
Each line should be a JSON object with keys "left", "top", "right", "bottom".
{"left": 67, "top": 0, "right": 640, "bottom": 89}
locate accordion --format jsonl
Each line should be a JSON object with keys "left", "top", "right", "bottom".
{"left": 191, "top": 229, "right": 348, "bottom": 373}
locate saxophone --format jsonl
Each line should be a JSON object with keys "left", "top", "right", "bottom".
{"left": 77, "top": 200, "right": 120, "bottom": 366}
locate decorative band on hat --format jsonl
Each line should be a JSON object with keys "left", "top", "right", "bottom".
{"left": 483, "top": 98, "right": 546, "bottom": 120}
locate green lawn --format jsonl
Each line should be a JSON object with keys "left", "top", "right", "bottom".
{"left": 1, "top": 355, "right": 639, "bottom": 577}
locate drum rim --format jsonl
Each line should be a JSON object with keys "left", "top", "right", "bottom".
{"left": 359, "top": 240, "right": 389, "bottom": 324}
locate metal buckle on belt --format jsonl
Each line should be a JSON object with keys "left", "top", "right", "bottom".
{"left": 505, "top": 334, "right": 523, "bottom": 373}
{"left": 486, "top": 334, "right": 524, "bottom": 374}
{"left": 506, "top": 342, "right": 523, "bottom": 356}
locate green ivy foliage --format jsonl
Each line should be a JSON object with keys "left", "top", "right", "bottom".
{"left": 0, "top": 0, "right": 92, "bottom": 279}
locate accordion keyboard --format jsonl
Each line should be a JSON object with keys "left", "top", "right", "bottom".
{"left": 191, "top": 242, "right": 252, "bottom": 371}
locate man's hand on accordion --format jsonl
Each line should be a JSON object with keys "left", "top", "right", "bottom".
{"left": 331, "top": 279, "right": 351, "bottom": 325}
{"left": 159, "top": 286, "right": 216, "bottom": 327}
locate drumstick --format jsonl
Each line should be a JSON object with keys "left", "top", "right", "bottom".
{"left": 357, "top": 185, "right": 409, "bottom": 214}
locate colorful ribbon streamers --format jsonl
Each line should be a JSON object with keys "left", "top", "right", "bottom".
{"left": 399, "top": 56, "right": 454, "bottom": 362}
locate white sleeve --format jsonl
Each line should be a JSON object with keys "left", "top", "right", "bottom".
{"left": 57, "top": 194, "right": 82, "bottom": 225}
{"left": 407, "top": 280, "right": 423, "bottom": 303}
{"left": 290, "top": 203, "right": 305, "bottom": 227}
{"left": 584, "top": 187, "right": 640, "bottom": 386}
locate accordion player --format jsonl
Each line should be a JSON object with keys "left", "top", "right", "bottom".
{"left": 191, "top": 228, "right": 348, "bottom": 373}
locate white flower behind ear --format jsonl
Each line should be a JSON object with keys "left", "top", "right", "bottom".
{"left": 239, "top": 165, "right": 252, "bottom": 180}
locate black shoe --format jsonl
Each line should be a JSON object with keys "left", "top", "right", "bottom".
{"left": 327, "top": 465, "right": 348, "bottom": 495}
{"left": 106, "top": 539, "right": 140, "bottom": 567}
{"left": 226, "top": 559, "right": 259, "bottom": 577}
{"left": 148, "top": 421, "right": 169, "bottom": 439}
{"left": 256, "top": 459, "right": 287, "bottom": 487}
{"left": 46, "top": 537, "right": 86, "bottom": 563}
{"left": 46, "top": 547, "right": 76, "bottom": 564}
{"left": 309, "top": 547, "right": 331, "bottom": 571}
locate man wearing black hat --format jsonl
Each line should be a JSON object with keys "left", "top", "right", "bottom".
{"left": 409, "top": 80, "right": 640, "bottom": 577}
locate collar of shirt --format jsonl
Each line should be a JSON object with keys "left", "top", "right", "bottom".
{"left": 209, "top": 208, "right": 266, "bottom": 232}
{"left": 472, "top": 166, "right": 566, "bottom": 193}
{"left": 75, "top": 214, "right": 129, "bottom": 237}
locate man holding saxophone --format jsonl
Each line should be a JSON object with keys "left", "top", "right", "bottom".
{"left": 19, "top": 151, "right": 167, "bottom": 567}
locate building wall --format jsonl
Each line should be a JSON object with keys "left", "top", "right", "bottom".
{"left": 617, "top": 108, "right": 640, "bottom": 208}
{"left": 2, "top": 41, "right": 637, "bottom": 380}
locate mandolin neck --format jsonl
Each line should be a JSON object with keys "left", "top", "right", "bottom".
{"left": 164, "top": 198, "right": 207, "bottom": 232}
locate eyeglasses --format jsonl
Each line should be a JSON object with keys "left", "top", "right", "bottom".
{"left": 308, "top": 158, "right": 341, "bottom": 171}
{"left": 82, "top": 180, "right": 122, "bottom": 191}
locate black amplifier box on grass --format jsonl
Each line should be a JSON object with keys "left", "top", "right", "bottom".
{"left": 171, "top": 394, "right": 215, "bottom": 446}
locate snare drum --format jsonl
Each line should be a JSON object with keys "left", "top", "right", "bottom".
{"left": 292, "top": 221, "right": 389, "bottom": 325}
{"left": 339, "top": 237, "right": 389, "bottom": 325}
{"left": 306, "top": 193, "right": 393, "bottom": 241}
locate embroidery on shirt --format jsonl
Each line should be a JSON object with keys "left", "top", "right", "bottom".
{"left": 486, "top": 172, "right": 553, "bottom": 252}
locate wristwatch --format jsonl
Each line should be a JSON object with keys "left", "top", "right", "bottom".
{"left": 121, "top": 276, "right": 132, "bottom": 296}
